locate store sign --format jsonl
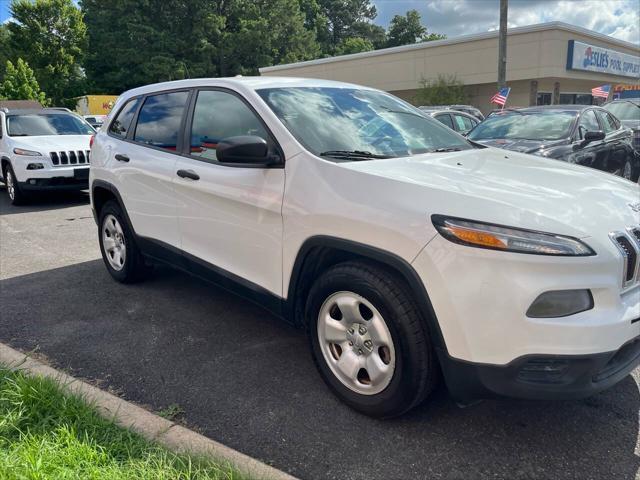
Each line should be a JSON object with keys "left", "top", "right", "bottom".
{"left": 567, "top": 40, "right": 640, "bottom": 78}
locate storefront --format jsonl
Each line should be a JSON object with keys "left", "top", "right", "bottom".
{"left": 260, "top": 22, "right": 640, "bottom": 114}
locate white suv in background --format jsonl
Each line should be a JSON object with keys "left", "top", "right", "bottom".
{"left": 0, "top": 107, "right": 94, "bottom": 205}
{"left": 90, "top": 77, "right": 640, "bottom": 417}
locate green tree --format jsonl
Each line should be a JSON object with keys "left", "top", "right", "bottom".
{"left": 386, "top": 10, "right": 445, "bottom": 48}
{"left": 224, "top": 0, "right": 321, "bottom": 73}
{"left": 317, "top": 0, "right": 377, "bottom": 54}
{"left": 0, "top": 59, "right": 48, "bottom": 104}
{"left": 414, "top": 74, "right": 467, "bottom": 106}
{"left": 8, "top": 0, "right": 86, "bottom": 106}
{"left": 0, "top": 25, "right": 12, "bottom": 69}
{"left": 350, "top": 22, "right": 387, "bottom": 49}
{"left": 335, "top": 37, "right": 373, "bottom": 55}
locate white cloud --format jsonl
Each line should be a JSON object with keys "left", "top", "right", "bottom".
{"left": 374, "top": 0, "right": 639, "bottom": 45}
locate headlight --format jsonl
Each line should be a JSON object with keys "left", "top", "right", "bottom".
{"left": 432, "top": 215, "right": 595, "bottom": 256}
{"left": 13, "top": 148, "right": 42, "bottom": 156}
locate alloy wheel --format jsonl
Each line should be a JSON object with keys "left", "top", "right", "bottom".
{"left": 317, "top": 291, "right": 396, "bottom": 395}
{"left": 623, "top": 161, "right": 632, "bottom": 180}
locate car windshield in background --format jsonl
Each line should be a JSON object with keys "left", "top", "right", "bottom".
{"left": 7, "top": 113, "right": 95, "bottom": 137}
{"left": 605, "top": 102, "right": 640, "bottom": 121}
{"left": 257, "top": 87, "right": 472, "bottom": 159}
{"left": 468, "top": 111, "right": 576, "bottom": 141}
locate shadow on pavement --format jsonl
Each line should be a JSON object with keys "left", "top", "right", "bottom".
{"left": 0, "top": 259, "right": 638, "bottom": 480}
{"left": 0, "top": 185, "right": 90, "bottom": 215}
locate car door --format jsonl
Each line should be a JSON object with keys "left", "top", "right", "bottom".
{"left": 595, "top": 109, "right": 630, "bottom": 175}
{"left": 107, "top": 90, "right": 190, "bottom": 250}
{"left": 571, "top": 109, "right": 608, "bottom": 171}
{"left": 173, "top": 88, "right": 285, "bottom": 296}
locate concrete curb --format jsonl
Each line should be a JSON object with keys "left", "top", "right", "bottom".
{"left": 0, "top": 342, "right": 298, "bottom": 480}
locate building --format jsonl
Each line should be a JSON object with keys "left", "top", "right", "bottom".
{"left": 0, "top": 100, "right": 43, "bottom": 110}
{"left": 260, "top": 22, "right": 640, "bottom": 113}
{"left": 75, "top": 95, "right": 119, "bottom": 116}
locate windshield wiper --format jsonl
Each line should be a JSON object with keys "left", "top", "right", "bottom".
{"left": 320, "top": 150, "right": 393, "bottom": 160}
{"left": 429, "top": 147, "right": 465, "bottom": 152}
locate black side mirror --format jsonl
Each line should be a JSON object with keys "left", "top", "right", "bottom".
{"left": 216, "top": 135, "right": 279, "bottom": 165}
{"left": 580, "top": 130, "right": 605, "bottom": 147}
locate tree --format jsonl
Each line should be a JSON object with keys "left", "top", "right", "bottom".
{"left": 223, "top": 0, "right": 321, "bottom": 73}
{"left": 0, "top": 59, "right": 48, "bottom": 104}
{"left": 317, "top": 0, "right": 377, "bottom": 54}
{"left": 414, "top": 74, "right": 467, "bottom": 106}
{"left": 386, "top": 10, "right": 445, "bottom": 48}
{"left": 0, "top": 26, "right": 12, "bottom": 69}
{"left": 8, "top": 0, "right": 86, "bottom": 106}
{"left": 335, "top": 37, "right": 373, "bottom": 55}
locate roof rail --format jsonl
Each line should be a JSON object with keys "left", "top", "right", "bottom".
{"left": 44, "top": 107, "right": 73, "bottom": 112}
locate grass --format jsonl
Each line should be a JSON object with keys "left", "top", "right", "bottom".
{"left": 0, "top": 366, "right": 248, "bottom": 480}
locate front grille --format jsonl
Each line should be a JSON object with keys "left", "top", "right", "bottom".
{"left": 49, "top": 150, "right": 90, "bottom": 167}
{"left": 611, "top": 228, "right": 640, "bottom": 288}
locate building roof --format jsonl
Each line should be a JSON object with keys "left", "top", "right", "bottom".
{"left": 0, "top": 100, "right": 43, "bottom": 110}
{"left": 260, "top": 21, "right": 640, "bottom": 73}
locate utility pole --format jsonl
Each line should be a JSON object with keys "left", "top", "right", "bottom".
{"left": 497, "top": 0, "right": 508, "bottom": 89}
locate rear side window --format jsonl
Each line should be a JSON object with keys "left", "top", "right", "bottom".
{"left": 453, "top": 114, "right": 475, "bottom": 132}
{"left": 596, "top": 110, "right": 618, "bottom": 134}
{"left": 133, "top": 91, "right": 189, "bottom": 151}
{"left": 109, "top": 98, "right": 141, "bottom": 138}
{"left": 189, "top": 90, "right": 269, "bottom": 161}
{"left": 434, "top": 114, "right": 454, "bottom": 129}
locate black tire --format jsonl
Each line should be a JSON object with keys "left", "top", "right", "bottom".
{"left": 306, "top": 260, "right": 439, "bottom": 418}
{"left": 622, "top": 159, "right": 640, "bottom": 183}
{"left": 98, "top": 200, "right": 148, "bottom": 283}
{"left": 3, "top": 163, "right": 28, "bottom": 205}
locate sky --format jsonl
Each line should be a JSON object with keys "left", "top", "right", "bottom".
{"left": 1, "top": 0, "right": 638, "bottom": 44}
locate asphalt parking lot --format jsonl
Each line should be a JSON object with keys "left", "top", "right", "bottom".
{"left": 0, "top": 188, "right": 639, "bottom": 480}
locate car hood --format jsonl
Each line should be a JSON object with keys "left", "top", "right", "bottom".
{"left": 473, "top": 138, "right": 566, "bottom": 154}
{"left": 340, "top": 147, "right": 640, "bottom": 238}
{"left": 11, "top": 135, "right": 92, "bottom": 153}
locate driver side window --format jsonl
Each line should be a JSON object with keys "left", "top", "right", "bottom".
{"left": 189, "top": 90, "right": 269, "bottom": 161}
{"left": 578, "top": 110, "right": 599, "bottom": 139}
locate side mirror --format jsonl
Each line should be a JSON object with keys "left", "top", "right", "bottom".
{"left": 216, "top": 135, "right": 278, "bottom": 165}
{"left": 580, "top": 130, "right": 605, "bottom": 147}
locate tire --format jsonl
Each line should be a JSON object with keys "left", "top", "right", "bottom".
{"left": 3, "top": 163, "right": 28, "bottom": 205}
{"left": 98, "top": 200, "right": 148, "bottom": 283}
{"left": 306, "top": 261, "right": 439, "bottom": 418}
{"left": 622, "top": 159, "right": 639, "bottom": 183}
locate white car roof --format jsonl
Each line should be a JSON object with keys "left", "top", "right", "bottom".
{"left": 118, "top": 76, "right": 376, "bottom": 101}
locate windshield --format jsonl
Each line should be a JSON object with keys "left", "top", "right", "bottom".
{"left": 468, "top": 111, "right": 576, "bottom": 141}
{"left": 604, "top": 102, "right": 640, "bottom": 121}
{"left": 7, "top": 113, "right": 95, "bottom": 137}
{"left": 257, "top": 87, "right": 472, "bottom": 158}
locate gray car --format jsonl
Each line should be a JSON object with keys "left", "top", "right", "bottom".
{"left": 420, "top": 108, "right": 480, "bottom": 135}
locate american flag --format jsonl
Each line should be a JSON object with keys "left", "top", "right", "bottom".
{"left": 591, "top": 84, "right": 611, "bottom": 99}
{"left": 491, "top": 87, "right": 511, "bottom": 106}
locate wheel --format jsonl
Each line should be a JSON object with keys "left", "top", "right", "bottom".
{"left": 622, "top": 160, "right": 639, "bottom": 182}
{"left": 98, "top": 200, "right": 148, "bottom": 283}
{"left": 306, "top": 261, "right": 439, "bottom": 418}
{"left": 3, "top": 164, "right": 28, "bottom": 205}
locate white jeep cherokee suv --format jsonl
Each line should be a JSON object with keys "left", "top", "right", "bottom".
{"left": 90, "top": 77, "right": 640, "bottom": 417}
{"left": 0, "top": 107, "right": 94, "bottom": 205}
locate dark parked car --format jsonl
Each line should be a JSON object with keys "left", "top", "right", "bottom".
{"left": 419, "top": 104, "right": 484, "bottom": 121}
{"left": 604, "top": 99, "right": 640, "bottom": 151}
{"left": 422, "top": 109, "right": 480, "bottom": 135}
{"left": 467, "top": 105, "right": 640, "bottom": 182}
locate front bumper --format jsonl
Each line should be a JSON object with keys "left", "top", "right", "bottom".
{"left": 439, "top": 334, "right": 640, "bottom": 401}
{"left": 19, "top": 177, "right": 88, "bottom": 191}
{"left": 413, "top": 232, "right": 640, "bottom": 400}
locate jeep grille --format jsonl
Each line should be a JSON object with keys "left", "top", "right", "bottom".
{"left": 50, "top": 150, "right": 90, "bottom": 166}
